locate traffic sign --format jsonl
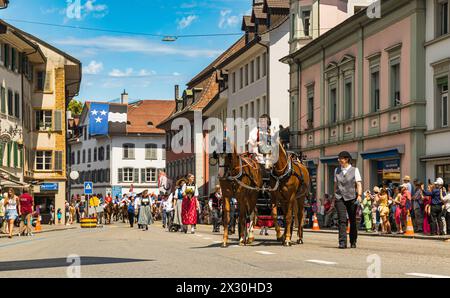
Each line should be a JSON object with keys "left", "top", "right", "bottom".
{"left": 84, "top": 182, "right": 94, "bottom": 195}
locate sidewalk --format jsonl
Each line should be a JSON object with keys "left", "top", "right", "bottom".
{"left": 303, "top": 228, "right": 450, "bottom": 241}
{"left": 0, "top": 224, "right": 77, "bottom": 239}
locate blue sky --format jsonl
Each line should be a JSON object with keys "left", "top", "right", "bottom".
{"left": 1, "top": 0, "right": 252, "bottom": 102}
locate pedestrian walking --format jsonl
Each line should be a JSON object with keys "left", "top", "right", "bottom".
{"left": 19, "top": 189, "right": 34, "bottom": 236}
{"left": 128, "top": 197, "right": 135, "bottom": 228}
{"left": 209, "top": 185, "right": 222, "bottom": 233}
{"left": 333, "top": 151, "right": 362, "bottom": 249}
{"left": 422, "top": 178, "right": 446, "bottom": 235}
{"left": 371, "top": 187, "right": 381, "bottom": 232}
{"left": 4, "top": 188, "right": 20, "bottom": 239}
{"left": 172, "top": 178, "right": 186, "bottom": 232}
{"left": 181, "top": 174, "right": 199, "bottom": 234}
{"left": 138, "top": 190, "right": 153, "bottom": 231}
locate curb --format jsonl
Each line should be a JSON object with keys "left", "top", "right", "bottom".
{"left": 0, "top": 226, "right": 77, "bottom": 238}
{"left": 303, "top": 229, "right": 450, "bottom": 241}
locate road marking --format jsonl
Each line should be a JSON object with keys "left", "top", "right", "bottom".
{"left": 405, "top": 273, "right": 450, "bottom": 278}
{"left": 256, "top": 251, "right": 276, "bottom": 255}
{"left": 202, "top": 237, "right": 212, "bottom": 240}
{"left": 306, "top": 260, "right": 338, "bottom": 265}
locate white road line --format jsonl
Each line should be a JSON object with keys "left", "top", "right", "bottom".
{"left": 305, "top": 260, "right": 338, "bottom": 265}
{"left": 405, "top": 273, "right": 450, "bottom": 278}
{"left": 256, "top": 251, "right": 276, "bottom": 255}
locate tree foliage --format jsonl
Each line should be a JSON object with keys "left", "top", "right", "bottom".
{"left": 68, "top": 100, "right": 83, "bottom": 116}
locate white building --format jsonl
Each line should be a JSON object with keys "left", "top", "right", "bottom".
{"left": 223, "top": 0, "right": 290, "bottom": 153}
{"left": 423, "top": 0, "right": 450, "bottom": 186}
{"left": 68, "top": 93, "right": 175, "bottom": 198}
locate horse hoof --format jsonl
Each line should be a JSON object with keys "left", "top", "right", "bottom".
{"left": 297, "top": 239, "right": 304, "bottom": 245}
{"left": 283, "top": 241, "right": 292, "bottom": 247}
{"left": 221, "top": 243, "right": 228, "bottom": 248}
{"left": 247, "top": 237, "right": 255, "bottom": 244}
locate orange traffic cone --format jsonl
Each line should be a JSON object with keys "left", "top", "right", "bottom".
{"left": 312, "top": 213, "right": 320, "bottom": 231}
{"left": 347, "top": 220, "right": 350, "bottom": 233}
{"left": 404, "top": 211, "right": 415, "bottom": 236}
{"left": 35, "top": 216, "right": 42, "bottom": 232}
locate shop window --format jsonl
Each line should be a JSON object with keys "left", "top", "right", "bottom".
{"left": 436, "top": 164, "right": 450, "bottom": 186}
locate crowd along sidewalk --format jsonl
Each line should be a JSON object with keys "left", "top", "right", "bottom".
{"left": 303, "top": 228, "right": 450, "bottom": 242}
{"left": 0, "top": 225, "right": 77, "bottom": 239}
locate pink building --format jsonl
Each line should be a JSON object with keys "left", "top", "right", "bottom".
{"left": 282, "top": 0, "right": 427, "bottom": 198}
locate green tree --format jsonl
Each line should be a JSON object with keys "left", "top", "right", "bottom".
{"left": 68, "top": 99, "right": 83, "bottom": 116}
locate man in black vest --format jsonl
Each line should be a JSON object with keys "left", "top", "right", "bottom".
{"left": 334, "top": 151, "right": 363, "bottom": 249}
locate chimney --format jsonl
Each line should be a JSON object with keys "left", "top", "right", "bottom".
{"left": 121, "top": 89, "right": 128, "bottom": 105}
{"left": 175, "top": 85, "right": 179, "bottom": 100}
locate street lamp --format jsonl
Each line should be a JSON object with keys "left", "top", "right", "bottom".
{"left": 0, "top": 0, "right": 10, "bottom": 9}
{"left": 162, "top": 36, "right": 178, "bottom": 42}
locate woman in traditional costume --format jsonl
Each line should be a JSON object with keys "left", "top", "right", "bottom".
{"left": 181, "top": 174, "right": 199, "bottom": 234}
{"left": 138, "top": 190, "right": 153, "bottom": 231}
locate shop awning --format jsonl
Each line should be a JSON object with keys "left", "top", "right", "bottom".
{"left": 320, "top": 153, "right": 358, "bottom": 164}
{"left": 360, "top": 145, "right": 405, "bottom": 160}
{"left": 420, "top": 153, "right": 450, "bottom": 162}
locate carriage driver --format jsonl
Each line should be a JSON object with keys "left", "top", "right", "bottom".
{"left": 247, "top": 114, "right": 279, "bottom": 171}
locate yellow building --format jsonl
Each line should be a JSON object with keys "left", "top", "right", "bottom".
{"left": 1, "top": 21, "right": 81, "bottom": 224}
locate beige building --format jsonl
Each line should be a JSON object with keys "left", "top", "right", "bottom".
{"left": 0, "top": 20, "right": 81, "bottom": 224}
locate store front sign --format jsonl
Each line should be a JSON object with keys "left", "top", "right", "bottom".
{"left": 40, "top": 183, "right": 59, "bottom": 192}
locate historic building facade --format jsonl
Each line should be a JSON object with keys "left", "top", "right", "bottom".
{"left": 283, "top": 0, "right": 427, "bottom": 198}
{"left": 423, "top": 0, "right": 450, "bottom": 186}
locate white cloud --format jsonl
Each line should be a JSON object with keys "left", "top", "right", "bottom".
{"left": 178, "top": 15, "right": 198, "bottom": 30}
{"left": 108, "top": 68, "right": 156, "bottom": 78}
{"left": 55, "top": 36, "right": 223, "bottom": 58}
{"left": 173, "top": 72, "right": 181, "bottom": 76}
{"left": 219, "top": 9, "right": 240, "bottom": 29}
{"left": 83, "top": 60, "right": 103, "bottom": 74}
{"left": 64, "top": 0, "right": 108, "bottom": 20}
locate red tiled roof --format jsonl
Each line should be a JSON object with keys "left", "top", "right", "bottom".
{"left": 127, "top": 100, "right": 175, "bottom": 134}
{"left": 264, "top": 0, "right": 289, "bottom": 10}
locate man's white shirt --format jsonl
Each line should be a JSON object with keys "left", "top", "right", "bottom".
{"left": 334, "top": 165, "right": 362, "bottom": 183}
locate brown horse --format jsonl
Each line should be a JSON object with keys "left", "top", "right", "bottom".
{"left": 104, "top": 202, "right": 114, "bottom": 224}
{"left": 270, "top": 143, "right": 310, "bottom": 246}
{"left": 217, "top": 144, "right": 263, "bottom": 247}
{"left": 121, "top": 204, "right": 128, "bottom": 223}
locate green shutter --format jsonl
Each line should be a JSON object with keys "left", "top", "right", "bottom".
{"left": 13, "top": 142, "right": 18, "bottom": 168}
{"left": 0, "top": 87, "right": 5, "bottom": 114}
{"left": 7, "top": 142, "right": 11, "bottom": 167}
{"left": 0, "top": 143, "right": 3, "bottom": 166}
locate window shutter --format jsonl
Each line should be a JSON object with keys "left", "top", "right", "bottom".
{"left": 0, "top": 143, "right": 3, "bottom": 166}
{"left": 141, "top": 168, "right": 146, "bottom": 183}
{"left": 118, "top": 168, "right": 123, "bottom": 183}
{"left": 44, "top": 70, "right": 53, "bottom": 92}
{"left": 7, "top": 142, "right": 11, "bottom": 167}
{"left": 106, "top": 169, "right": 110, "bottom": 183}
{"left": 54, "top": 151, "right": 63, "bottom": 171}
{"left": 13, "top": 142, "right": 18, "bottom": 167}
{"left": 30, "top": 150, "right": 36, "bottom": 170}
{"left": 134, "top": 169, "right": 139, "bottom": 183}
{"left": 54, "top": 110, "right": 62, "bottom": 131}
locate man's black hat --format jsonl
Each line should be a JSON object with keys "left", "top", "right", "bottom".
{"left": 338, "top": 151, "right": 352, "bottom": 160}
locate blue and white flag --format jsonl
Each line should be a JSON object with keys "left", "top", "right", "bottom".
{"left": 89, "top": 103, "right": 110, "bottom": 136}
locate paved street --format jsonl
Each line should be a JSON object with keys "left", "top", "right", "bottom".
{"left": 0, "top": 223, "right": 449, "bottom": 278}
